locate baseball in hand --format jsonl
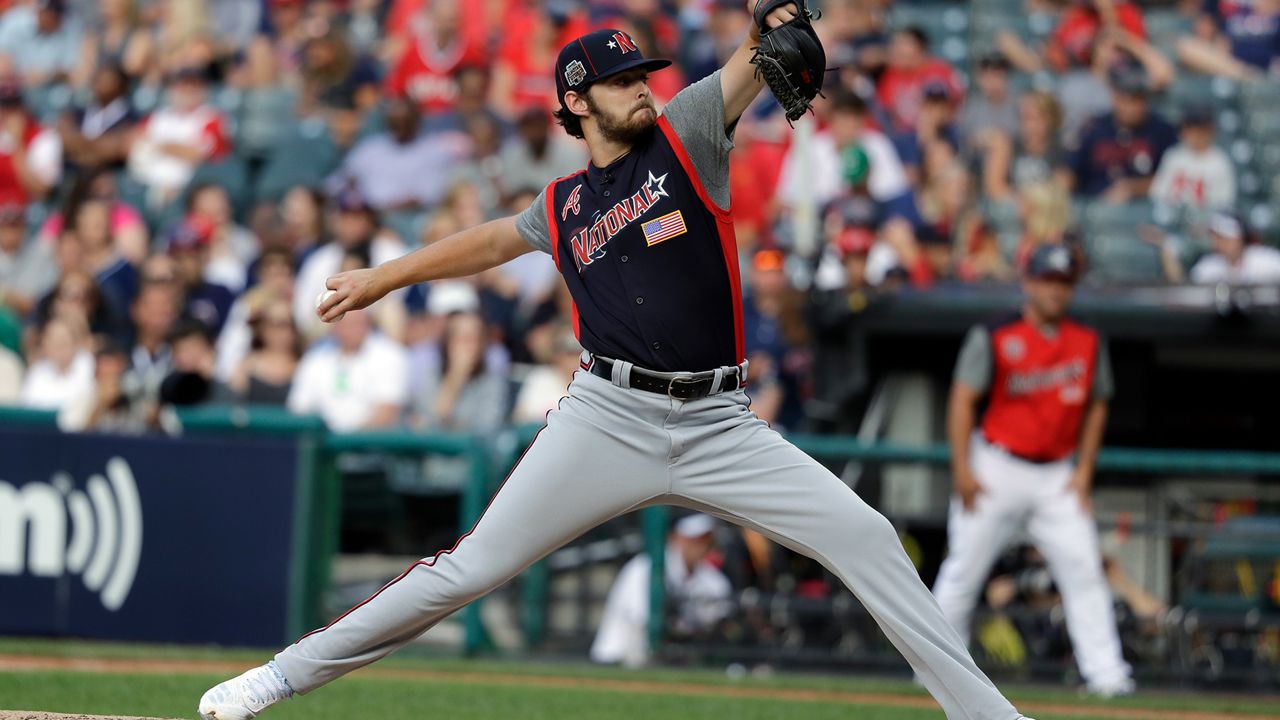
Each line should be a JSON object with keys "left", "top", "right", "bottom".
{"left": 316, "top": 289, "right": 345, "bottom": 322}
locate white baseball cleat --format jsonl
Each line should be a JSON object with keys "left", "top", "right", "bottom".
{"left": 198, "top": 662, "right": 293, "bottom": 720}
{"left": 1084, "top": 677, "right": 1136, "bottom": 699}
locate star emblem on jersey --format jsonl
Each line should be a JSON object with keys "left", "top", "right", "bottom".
{"left": 570, "top": 170, "right": 674, "bottom": 271}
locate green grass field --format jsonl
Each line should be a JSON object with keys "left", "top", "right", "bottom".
{"left": 1, "top": 638, "right": 1277, "bottom": 720}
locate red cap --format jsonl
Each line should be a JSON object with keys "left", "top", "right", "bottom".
{"left": 836, "top": 227, "right": 875, "bottom": 257}
{"left": 167, "top": 215, "right": 216, "bottom": 253}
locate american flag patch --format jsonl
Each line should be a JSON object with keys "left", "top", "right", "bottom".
{"left": 641, "top": 210, "right": 687, "bottom": 246}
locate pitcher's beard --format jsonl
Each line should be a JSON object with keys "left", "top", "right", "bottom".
{"left": 590, "top": 99, "right": 657, "bottom": 146}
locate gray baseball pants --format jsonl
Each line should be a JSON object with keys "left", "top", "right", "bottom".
{"left": 275, "top": 369, "right": 1022, "bottom": 720}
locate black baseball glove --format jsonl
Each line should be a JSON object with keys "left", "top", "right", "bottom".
{"left": 751, "top": 0, "right": 826, "bottom": 123}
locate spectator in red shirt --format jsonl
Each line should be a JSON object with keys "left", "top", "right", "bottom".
{"left": 0, "top": 76, "right": 61, "bottom": 208}
{"left": 875, "top": 26, "right": 962, "bottom": 133}
{"left": 384, "top": 0, "right": 487, "bottom": 115}
{"left": 489, "top": 4, "right": 588, "bottom": 119}
{"left": 1046, "top": 0, "right": 1147, "bottom": 72}
{"left": 126, "top": 65, "right": 231, "bottom": 209}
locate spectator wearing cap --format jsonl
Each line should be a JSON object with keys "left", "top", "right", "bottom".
{"left": 287, "top": 309, "right": 410, "bottom": 432}
{"left": 1178, "top": 0, "right": 1280, "bottom": 81}
{"left": 591, "top": 513, "right": 732, "bottom": 669}
{"left": 330, "top": 96, "right": 469, "bottom": 213}
{"left": 126, "top": 64, "right": 231, "bottom": 209}
{"left": 167, "top": 215, "right": 235, "bottom": 336}
{"left": 898, "top": 82, "right": 960, "bottom": 179}
{"left": 1178, "top": 211, "right": 1280, "bottom": 285}
{"left": 57, "top": 63, "right": 138, "bottom": 173}
{"left": 958, "top": 53, "right": 1018, "bottom": 155}
{"left": 293, "top": 186, "right": 407, "bottom": 339}
{"left": 0, "top": 76, "right": 62, "bottom": 206}
{"left": 742, "top": 248, "right": 807, "bottom": 428}
{"left": 1068, "top": 66, "right": 1176, "bottom": 201}
{"left": 384, "top": 0, "right": 485, "bottom": 116}
{"left": 875, "top": 26, "right": 963, "bottom": 134}
{"left": 498, "top": 107, "right": 589, "bottom": 201}
{"left": 982, "top": 91, "right": 1070, "bottom": 202}
{"left": 0, "top": 0, "right": 83, "bottom": 87}
{"left": 1148, "top": 105, "right": 1236, "bottom": 215}
{"left": 0, "top": 201, "right": 58, "bottom": 316}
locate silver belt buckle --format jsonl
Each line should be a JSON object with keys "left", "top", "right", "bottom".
{"left": 667, "top": 376, "right": 700, "bottom": 400}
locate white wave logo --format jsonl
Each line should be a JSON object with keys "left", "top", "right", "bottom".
{"left": 0, "top": 457, "right": 143, "bottom": 611}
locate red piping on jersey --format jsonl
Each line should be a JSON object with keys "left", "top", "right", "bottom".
{"left": 544, "top": 171, "right": 584, "bottom": 339}
{"left": 658, "top": 115, "right": 744, "bottom": 363}
{"left": 295, "top": 421, "right": 552, "bottom": 644}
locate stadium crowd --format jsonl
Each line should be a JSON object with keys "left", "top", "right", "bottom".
{"left": 0, "top": 0, "right": 1278, "bottom": 435}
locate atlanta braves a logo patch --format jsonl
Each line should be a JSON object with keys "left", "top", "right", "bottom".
{"left": 564, "top": 60, "right": 587, "bottom": 87}
{"left": 561, "top": 183, "right": 582, "bottom": 220}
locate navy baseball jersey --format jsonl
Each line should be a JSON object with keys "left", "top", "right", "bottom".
{"left": 517, "top": 72, "right": 743, "bottom": 372}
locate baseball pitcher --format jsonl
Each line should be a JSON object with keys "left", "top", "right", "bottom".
{"left": 200, "top": 4, "right": 1033, "bottom": 719}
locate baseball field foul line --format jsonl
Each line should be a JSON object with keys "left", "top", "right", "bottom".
{"left": 0, "top": 654, "right": 1269, "bottom": 720}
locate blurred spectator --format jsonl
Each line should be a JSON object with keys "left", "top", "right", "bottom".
{"left": 205, "top": 0, "right": 259, "bottom": 55}
{"left": 982, "top": 91, "right": 1069, "bottom": 201}
{"left": 227, "top": 299, "right": 300, "bottom": 405}
{"left": 58, "top": 63, "right": 137, "bottom": 173}
{"left": 287, "top": 309, "right": 410, "bottom": 432}
{"left": 499, "top": 108, "right": 589, "bottom": 201}
{"left": 683, "top": 0, "right": 753, "bottom": 83}
{"left": 294, "top": 187, "right": 406, "bottom": 340}
{"left": 384, "top": 0, "right": 483, "bottom": 116}
{"left": 523, "top": 279, "right": 574, "bottom": 363}
{"left": 60, "top": 338, "right": 148, "bottom": 432}
{"left": 742, "top": 249, "right": 807, "bottom": 428}
{"left": 158, "top": 317, "right": 234, "bottom": 406}
{"left": 0, "top": 0, "right": 82, "bottom": 87}
{"left": 188, "top": 182, "right": 256, "bottom": 292}
{"left": 778, "top": 91, "right": 912, "bottom": 217}
{"left": 166, "top": 215, "right": 235, "bottom": 336}
{"left": 409, "top": 309, "right": 508, "bottom": 432}
{"left": 33, "top": 267, "right": 123, "bottom": 346}
{"left": 72, "top": 196, "right": 138, "bottom": 310}
{"left": 489, "top": 3, "right": 587, "bottom": 118}
{"left": 215, "top": 246, "right": 296, "bottom": 382}
{"left": 512, "top": 321, "right": 580, "bottom": 424}
{"left": 876, "top": 26, "right": 962, "bottom": 133}
{"left": 127, "top": 64, "right": 231, "bottom": 209}
{"left": 126, "top": 277, "right": 178, "bottom": 414}
{"left": 1179, "top": 211, "right": 1280, "bottom": 284}
{"left": 422, "top": 64, "right": 506, "bottom": 136}
{"left": 1016, "top": 181, "right": 1074, "bottom": 267}
{"left": 591, "top": 513, "right": 732, "bottom": 668}
{"left": 0, "top": 201, "right": 58, "bottom": 316}
{"left": 332, "top": 96, "right": 468, "bottom": 212}
{"left": 1178, "top": 0, "right": 1280, "bottom": 80}
{"left": 299, "top": 28, "right": 381, "bottom": 114}
{"left": 74, "top": 0, "right": 155, "bottom": 87}
{"left": 279, "top": 185, "right": 328, "bottom": 261}
{"left": 1068, "top": 67, "right": 1176, "bottom": 201}
{"left": 36, "top": 169, "right": 147, "bottom": 263}
{"left": 0, "top": 340, "right": 20, "bottom": 403}
{"left": 1148, "top": 105, "right": 1236, "bottom": 214}
{"left": 958, "top": 52, "right": 1018, "bottom": 155}
{"left": 20, "top": 314, "right": 93, "bottom": 412}
{"left": 918, "top": 148, "right": 1006, "bottom": 282}
{"left": 0, "top": 76, "right": 62, "bottom": 206}
{"left": 904, "top": 84, "right": 960, "bottom": 176}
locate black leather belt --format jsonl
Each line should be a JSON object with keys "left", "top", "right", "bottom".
{"left": 586, "top": 355, "right": 744, "bottom": 400}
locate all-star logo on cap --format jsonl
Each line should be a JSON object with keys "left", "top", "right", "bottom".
{"left": 555, "top": 28, "right": 672, "bottom": 107}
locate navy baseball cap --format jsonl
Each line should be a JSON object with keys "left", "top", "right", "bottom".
{"left": 555, "top": 29, "right": 671, "bottom": 108}
{"left": 1026, "top": 243, "right": 1079, "bottom": 281}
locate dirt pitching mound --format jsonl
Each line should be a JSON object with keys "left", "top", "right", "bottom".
{"left": 0, "top": 707, "right": 183, "bottom": 712}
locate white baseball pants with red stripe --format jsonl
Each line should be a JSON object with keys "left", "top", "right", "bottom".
{"left": 931, "top": 435, "right": 1132, "bottom": 691}
{"left": 275, "top": 370, "right": 1023, "bottom": 720}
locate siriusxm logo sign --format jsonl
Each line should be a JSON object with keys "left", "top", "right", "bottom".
{"left": 0, "top": 457, "right": 143, "bottom": 611}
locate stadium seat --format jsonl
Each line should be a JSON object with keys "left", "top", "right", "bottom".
{"left": 254, "top": 119, "right": 344, "bottom": 203}
{"left": 1081, "top": 200, "right": 1154, "bottom": 233}
{"left": 187, "top": 156, "right": 252, "bottom": 218}
{"left": 237, "top": 87, "right": 298, "bottom": 160}
{"left": 1085, "top": 232, "right": 1164, "bottom": 284}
